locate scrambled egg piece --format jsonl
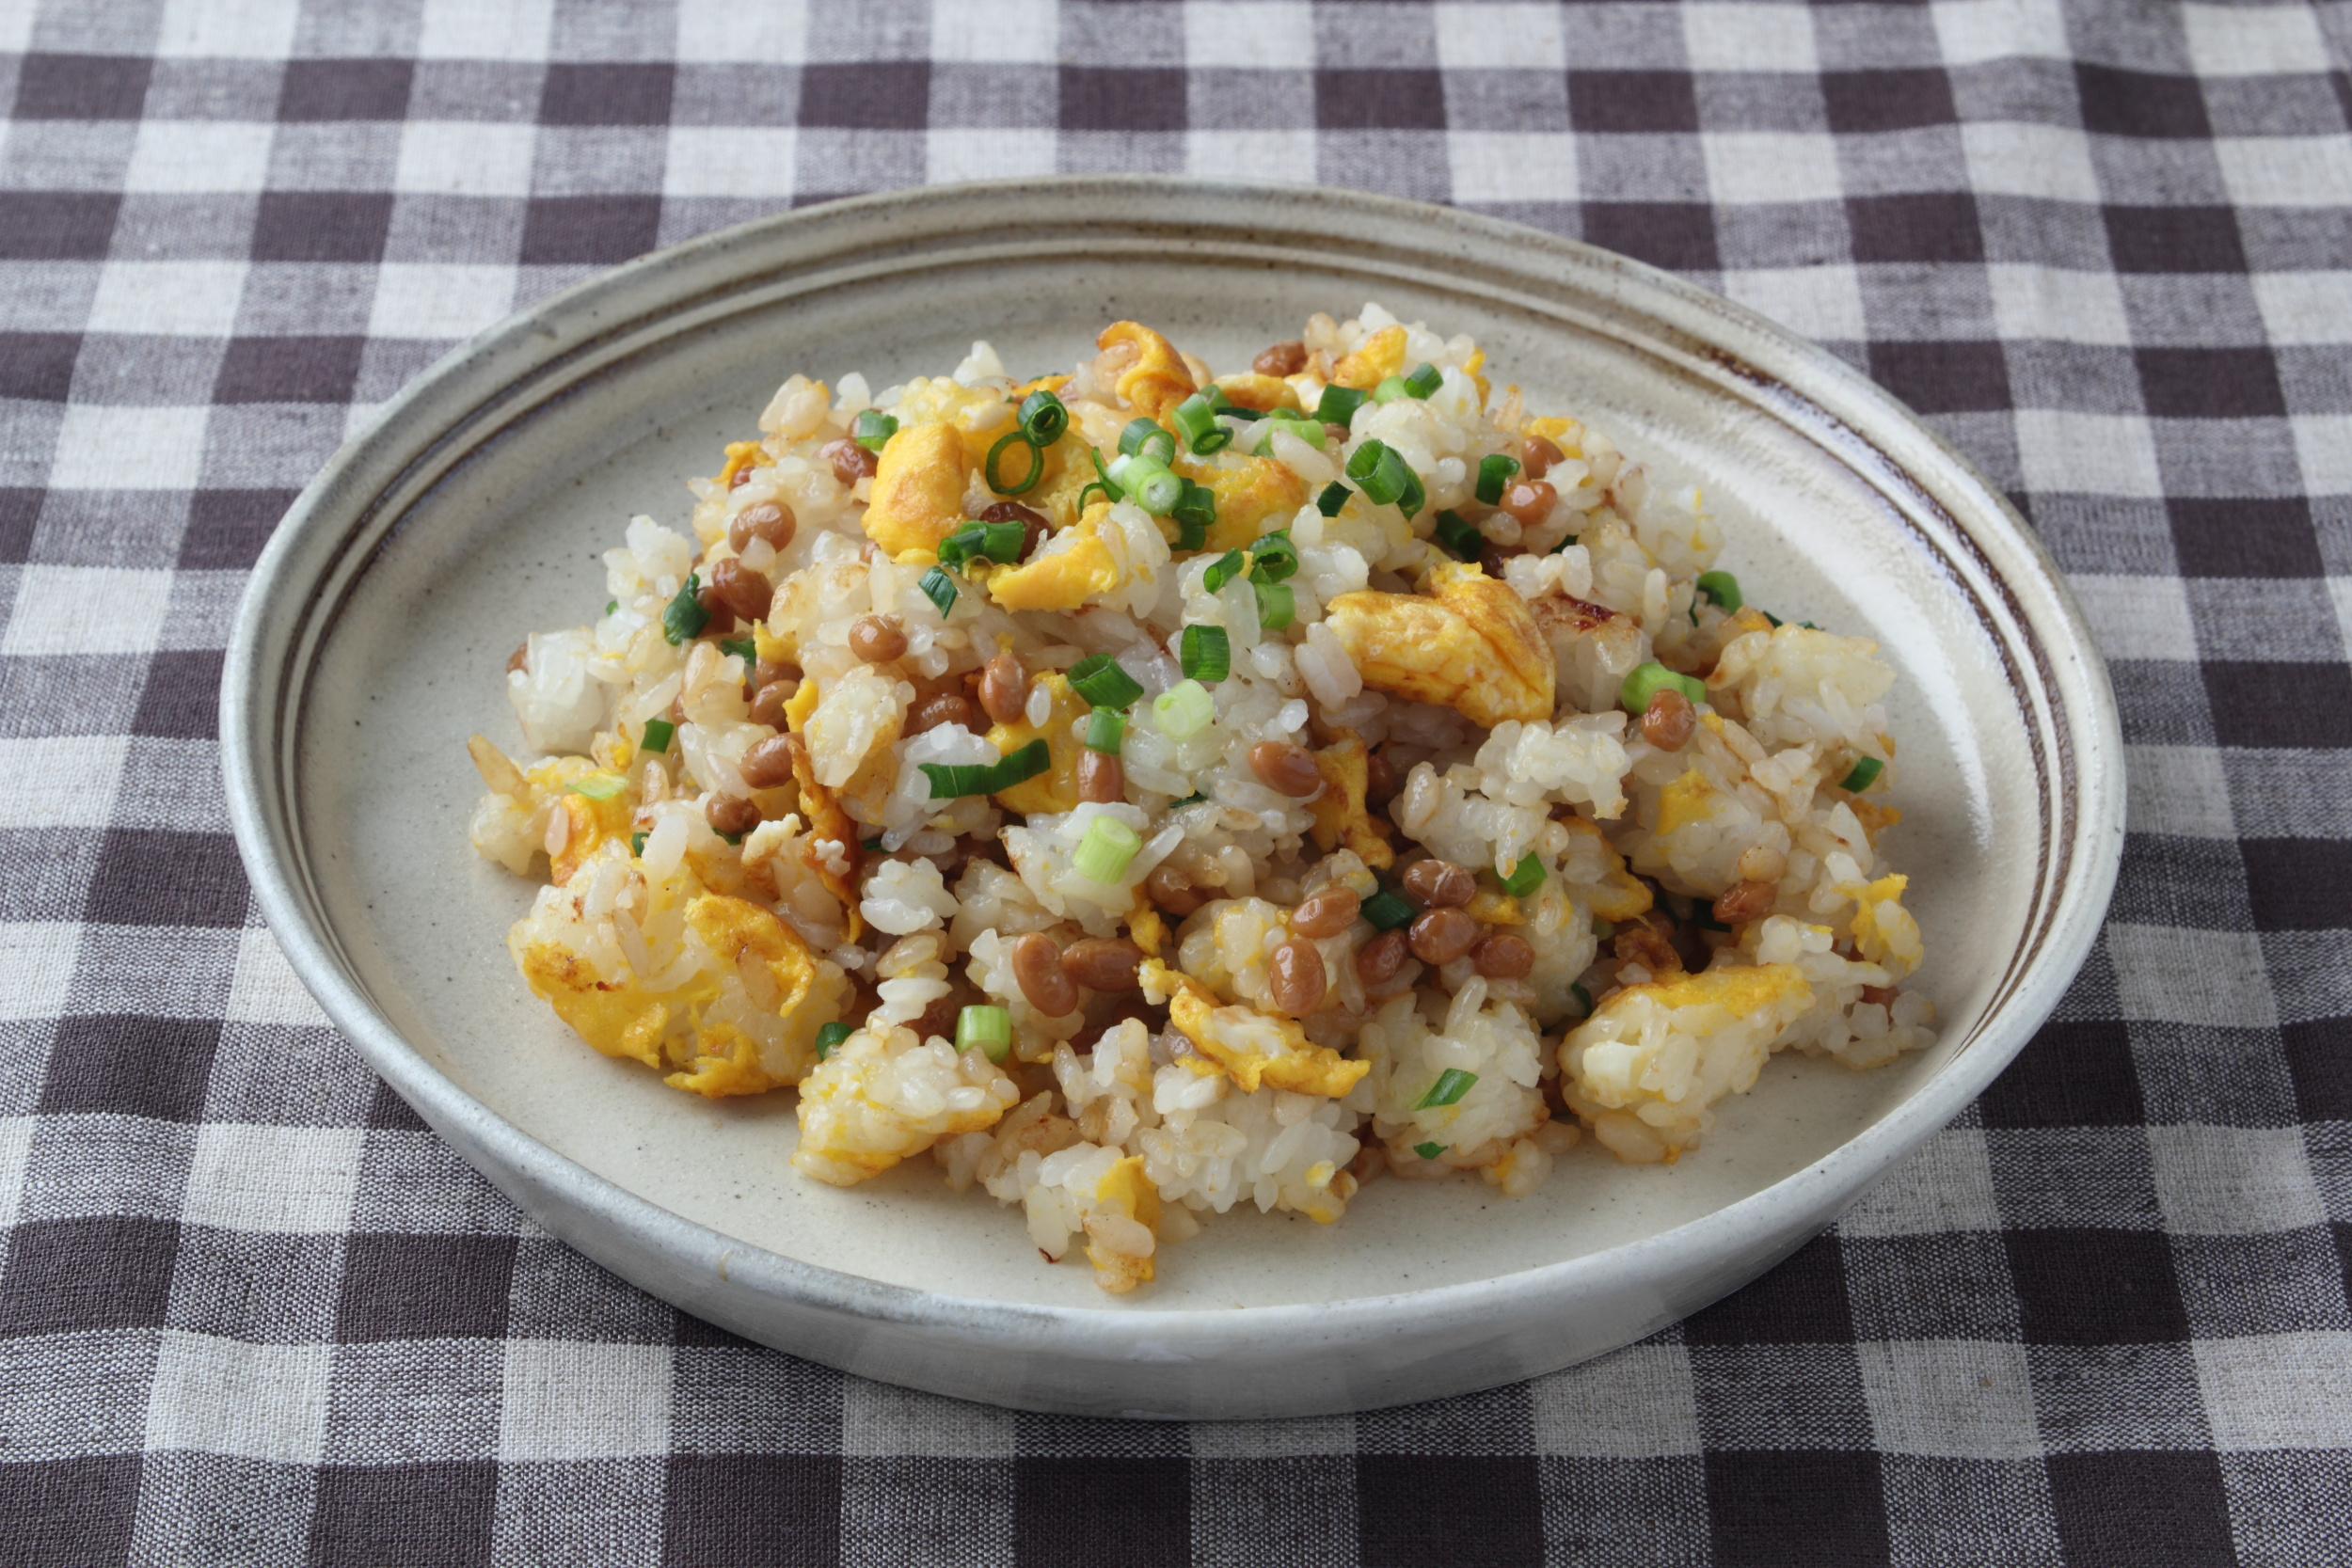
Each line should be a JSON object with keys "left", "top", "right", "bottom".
{"left": 1560, "top": 816, "right": 1654, "bottom": 924}
{"left": 1187, "top": 453, "right": 1310, "bottom": 553}
{"left": 1329, "top": 325, "right": 1406, "bottom": 390}
{"left": 786, "top": 730, "right": 864, "bottom": 942}
{"left": 1839, "top": 873, "right": 1922, "bottom": 978}
{"left": 716, "top": 439, "right": 765, "bottom": 487}
{"left": 1325, "top": 561, "right": 1555, "bottom": 727}
{"left": 1097, "top": 322, "right": 1197, "bottom": 420}
{"left": 860, "top": 420, "right": 969, "bottom": 561}
{"left": 1211, "top": 372, "right": 1301, "bottom": 413}
{"left": 1306, "top": 734, "right": 1393, "bottom": 870}
{"left": 792, "top": 1023, "right": 1022, "bottom": 1185}
{"left": 1143, "top": 960, "right": 1370, "bottom": 1099}
{"left": 1087, "top": 1155, "right": 1161, "bottom": 1291}
{"left": 982, "top": 672, "right": 1085, "bottom": 815}
{"left": 1653, "top": 768, "right": 1721, "bottom": 837}
{"left": 987, "top": 503, "right": 1120, "bottom": 611}
{"left": 510, "top": 848, "right": 849, "bottom": 1098}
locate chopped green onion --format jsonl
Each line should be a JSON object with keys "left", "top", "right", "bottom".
{"left": 955, "top": 1006, "right": 1011, "bottom": 1063}
{"left": 917, "top": 567, "right": 958, "bottom": 617}
{"left": 852, "top": 409, "right": 897, "bottom": 453}
{"left": 1167, "top": 791, "right": 1208, "bottom": 808}
{"left": 1403, "top": 361, "right": 1443, "bottom": 399}
{"left": 1253, "top": 411, "right": 1327, "bottom": 455}
{"left": 567, "top": 774, "right": 624, "bottom": 800}
{"left": 1076, "top": 481, "right": 1113, "bottom": 510}
{"left": 1316, "top": 481, "right": 1350, "bottom": 517}
{"left": 1360, "top": 890, "right": 1417, "bottom": 930}
{"left": 1084, "top": 708, "right": 1126, "bottom": 753}
{"left": 1118, "top": 419, "right": 1177, "bottom": 466}
{"left": 1180, "top": 625, "right": 1230, "bottom": 682}
{"left": 1433, "top": 510, "right": 1485, "bottom": 562}
{"left": 1414, "top": 1142, "right": 1447, "bottom": 1160}
{"left": 1249, "top": 531, "right": 1298, "bottom": 581}
{"left": 1840, "top": 756, "right": 1883, "bottom": 792}
{"left": 1017, "top": 388, "right": 1068, "bottom": 445}
{"left": 1071, "top": 816, "right": 1144, "bottom": 885}
{"left": 1088, "top": 445, "right": 1121, "bottom": 501}
{"left": 1253, "top": 579, "right": 1295, "bottom": 629}
{"left": 640, "top": 718, "right": 675, "bottom": 754}
{"left": 860, "top": 836, "right": 882, "bottom": 850}
{"left": 1476, "top": 452, "right": 1521, "bottom": 505}
{"left": 1345, "top": 439, "right": 1418, "bottom": 513}
{"left": 937, "top": 519, "right": 1027, "bottom": 570}
{"left": 1171, "top": 391, "right": 1230, "bottom": 454}
{"left": 630, "top": 831, "right": 647, "bottom": 856}
{"left": 1552, "top": 532, "right": 1580, "bottom": 553}
{"left": 985, "top": 432, "right": 1045, "bottom": 495}
{"left": 1372, "top": 374, "right": 1412, "bottom": 404}
{"left": 661, "top": 573, "right": 708, "bottom": 644}
{"left": 1132, "top": 466, "right": 1184, "bottom": 516}
{"left": 1415, "top": 1069, "right": 1478, "bottom": 1110}
{"left": 1569, "top": 982, "right": 1593, "bottom": 1017}
{"left": 1499, "top": 855, "right": 1545, "bottom": 897}
{"left": 1202, "top": 549, "right": 1247, "bottom": 594}
{"left": 1695, "top": 571, "right": 1742, "bottom": 612}
{"left": 918, "top": 737, "right": 1051, "bottom": 799}
{"left": 720, "top": 830, "right": 743, "bottom": 846}
{"left": 1067, "top": 653, "right": 1146, "bottom": 711}
{"left": 1801, "top": 620, "right": 1820, "bottom": 630}
{"left": 1153, "top": 679, "right": 1216, "bottom": 738}
{"left": 1171, "top": 479, "right": 1216, "bottom": 548}
{"left": 1395, "top": 467, "right": 1425, "bottom": 520}
{"left": 815, "top": 1021, "right": 852, "bottom": 1060}
{"left": 1315, "top": 385, "right": 1369, "bottom": 426}
{"left": 1762, "top": 611, "right": 1784, "bottom": 627}
{"left": 720, "top": 637, "right": 756, "bottom": 665}
{"left": 604, "top": 598, "right": 617, "bottom": 614}
{"left": 1619, "top": 661, "right": 1706, "bottom": 715}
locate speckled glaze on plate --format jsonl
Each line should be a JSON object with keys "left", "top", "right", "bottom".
{"left": 222, "top": 178, "right": 2122, "bottom": 1419}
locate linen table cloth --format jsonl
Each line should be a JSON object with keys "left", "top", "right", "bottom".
{"left": 2, "top": 0, "right": 2348, "bottom": 1562}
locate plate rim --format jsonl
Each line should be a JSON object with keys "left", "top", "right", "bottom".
{"left": 221, "top": 175, "right": 2125, "bottom": 1398}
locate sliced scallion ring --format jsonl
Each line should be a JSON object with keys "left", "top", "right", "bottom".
{"left": 851, "top": 409, "right": 898, "bottom": 453}
{"left": 639, "top": 718, "right": 675, "bottom": 754}
{"left": 1695, "top": 571, "right": 1742, "bottom": 612}
{"left": 1152, "top": 679, "right": 1216, "bottom": 738}
{"left": 918, "top": 737, "right": 1051, "bottom": 799}
{"left": 815, "top": 1022, "right": 852, "bottom": 1060}
{"left": 661, "top": 572, "right": 707, "bottom": 644}
{"left": 1414, "top": 1068, "right": 1478, "bottom": 1110}
{"left": 917, "top": 566, "right": 958, "bottom": 617}
{"left": 567, "top": 774, "right": 624, "bottom": 800}
{"left": 955, "top": 1006, "right": 1011, "bottom": 1063}
{"left": 1249, "top": 531, "right": 1298, "bottom": 581}
{"left": 1118, "top": 418, "right": 1177, "bottom": 467}
{"left": 1316, "top": 481, "right": 1350, "bottom": 517}
{"left": 1372, "top": 374, "right": 1412, "bottom": 404}
{"left": 1252, "top": 579, "right": 1295, "bottom": 629}
{"left": 1083, "top": 708, "right": 1126, "bottom": 754}
{"left": 1017, "top": 387, "right": 1068, "bottom": 445}
{"left": 1402, "top": 361, "right": 1444, "bottom": 398}
{"left": 1433, "top": 510, "right": 1485, "bottom": 562}
{"left": 1476, "top": 452, "right": 1521, "bottom": 505}
{"left": 1179, "top": 624, "right": 1230, "bottom": 682}
{"left": 984, "top": 432, "right": 1046, "bottom": 496}
{"left": 1840, "top": 756, "right": 1883, "bottom": 792}
{"left": 1360, "top": 890, "right": 1416, "bottom": 930}
{"left": 1067, "top": 653, "right": 1145, "bottom": 710}
{"left": 1498, "top": 855, "right": 1544, "bottom": 897}
{"left": 1201, "top": 549, "right": 1247, "bottom": 594}
{"left": 1314, "top": 385, "right": 1369, "bottom": 426}
{"left": 1071, "top": 816, "right": 1143, "bottom": 885}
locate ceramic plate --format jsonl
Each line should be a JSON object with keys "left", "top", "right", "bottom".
{"left": 223, "top": 178, "right": 2122, "bottom": 1419}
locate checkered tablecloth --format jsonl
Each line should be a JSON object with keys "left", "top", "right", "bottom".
{"left": 4, "top": 0, "right": 2348, "bottom": 1561}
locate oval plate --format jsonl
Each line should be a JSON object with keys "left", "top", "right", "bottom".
{"left": 223, "top": 178, "right": 2122, "bottom": 1419}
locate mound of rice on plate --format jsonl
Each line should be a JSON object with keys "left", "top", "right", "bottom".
{"left": 467, "top": 307, "right": 1936, "bottom": 1292}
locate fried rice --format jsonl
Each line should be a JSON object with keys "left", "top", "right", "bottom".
{"left": 466, "top": 306, "right": 1935, "bottom": 1292}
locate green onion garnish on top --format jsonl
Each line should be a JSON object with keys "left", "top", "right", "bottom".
{"left": 1170, "top": 390, "right": 1230, "bottom": 454}
{"left": 1360, "top": 890, "right": 1417, "bottom": 930}
{"left": 815, "top": 1021, "right": 852, "bottom": 1060}
{"left": 852, "top": 409, "right": 898, "bottom": 453}
{"left": 1201, "top": 549, "right": 1247, "bottom": 595}
{"left": 985, "top": 431, "right": 1045, "bottom": 496}
{"left": 661, "top": 573, "right": 707, "bottom": 644}
{"left": 1017, "top": 387, "right": 1068, "bottom": 445}
{"left": 1316, "top": 481, "right": 1350, "bottom": 517}
{"left": 630, "top": 831, "right": 647, "bottom": 856}
{"left": 1433, "top": 510, "right": 1485, "bottom": 562}
{"left": 1345, "top": 439, "right": 1419, "bottom": 514}
{"left": 1084, "top": 708, "right": 1126, "bottom": 754}
{"left": 917, "top": 567, "right": 958, "bottom": 617}
{"left": 639, "top": 718, "right": 675, "bottom": 754}
{"left": 1071, "top": 816, "right": 1144, "bottom": 885}
{"left": 1619, "top": 661, "right": 1706, "bottom": 715}
{"left": 1087, "top": 444, "right": 1121, "bottom": 502}
{"left": 1372, "top": 374, "right": 1412, "bottom": 404}
{"left": 1569, "top": 982, "right": 1593, "bottom": 1017}
{"left": 1415, "top": 1069, "right": 1478, "bottom": 1110}
{"left": 1252, "top": 410, "right": 1327, "bottom": 456}
{"left": 604, "top": 598, "right": 617, "bottom": 615}
{"left": 918, "top": 737, "right": 1050, "bottom": 799}
{"left": 1404, "top": 361, "right": 1444, "bottom": 399}
{"left": 1314, "top": 385, "right": 1369, "bottom": 427}
{"left": 1695, "top": 571, "right": 1742, "bottom": 612}
{"left": 1067, "top": 653, "right": 1145, "bottom": 711}
{"left": 1118, "top": 418, "right": 1177, "bottom": 467}
{"left": 1476, "top": 452, "right": 1521, "bottom": 505}
{"left": 720, "top": 637, "right": 756, "bottom": 665}
{"left": 955, "top": 1006, "right": 1010, "bottom": 1063}
{"left": 1171, "top": 479, "right": 1216, "bottom": 549}
{"left": 861, "top": 836, "right": 882, "bottom": 850}
{"left": 1153, "top": 679, "right": 1216, "bottom": 739}
{"left": 1762, "top": 611, "right": 1784, "bottom": 627}
{"left": 567, "top": 774, "right": 625, "bottom": 800}
{"left": 1180, "top": 624, "right": 1230, "bottom": 682}
{"left": 937, "top": 518, "right": 1028, "bottom": 570}
{"left": 1840, "top": 756, "right": 1883, "bottom": 792}
{"left": 1499, "top": 855, "right": 1545, "bottom": 897}
{"left": 1249, "top": 531, "right": 1299, "bottom": 581}
{"left": 1414, "top": 1141, "right": 1447, "bottom": 1160}
{"left": 1253, "top": 579, "right": 1295, "bottom": 630}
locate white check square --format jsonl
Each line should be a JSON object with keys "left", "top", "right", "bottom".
{"left": 2216, "top": 136, "right": 2352, "bottom": 210}
{"left": 0, "top": 925, "right": 79, "bottom": 1022}
{"left": 1704, "top": 132, "right": 1846, "bottom": 204}
{"left": 2292, "top": 415, "right": 2352, "bottom": 494}
{"left": 224, "top": 927, "right": 331, "bottom": 1029}
{"left": 663, "top": 127, "right": 803, "bottom": 198}
{"left": 1960, "top": 121, "right": 2103, "bottom": 204}
{"left": 182, "top": 1123, "right": 365, "bottom": 1234}
{"left": 87, "top": 261, "right": 247, "bottom": 338}
{"left": 2065, "top": 573, "right": 2195, "bottom": 661}
{"left": 1434, "top": 4, "right": 1565, "bottom": 71}
{"left": 1531, "top": 1343, "right": 1704, "bottom": 1458}
{"left": 147, "top": 1331, "right": 331, "bottom": 1465}
{"left": 2149, "top": 1124, "right": 2328, "bottom": 1236}
{"left": 0, "top": 735, "right": 127, "bottom": 828}
{"left": 936, "top": 0, "right": 1063, "bottom": 63}
{"left": 0, "top": 1117, "right": 33, "bottom": 1230}
{"left": 395, "top": 120, "right": 536, "bottom": 198}
{"left": 840, "top": 1376, "right": 1015, "bottom": 1457}
{"left": 47, "top": 404, "right": 210, "bottom": 492}
{"left": 2197, "top": 1333, "right": 2352, "bottom": 1450}
{"left": 417, "top": 0, "right": 553, "bottom": 59}
{"left": 1931, "top": 0, "right": 2071, "bottom": 68}
{"left": 2123, "top": 744, "right": 2236, "bottom": 839}
{"left": 2014, "top": 409, "right": 2164, "bottom": 499}
{"left": 0, "top": 565, "right": 175, "bottom": 656}
{"left": 2182, "top": 3, "right": 2329, "bottom": 75}
{"left": 1681, "top": 3, "right": 1818, "bottom": 72}
{"left": 368, "top": 263, "right": 516, "bottom": 341}
{"left": 2107, "top": 924, "right": 2278, "bottom": 1029}
{"left": 1447, "top": 133, "right": 1576, "bottom": 203}
{"left": 2253, "top": 273, "right": 2352, "bottom": 347}
{"left": 1986, "top": 262, "right": 2133, "bottom": 346}
{"left": 1721, "top": 265, "right": 1867, "bottom": 342}
{"left": 501, "top": 1340, "right": 673, "bottom": 1461}
{"left": 124, "top": 120, "right": 274, "bottom": 195}
{"left": 154, "top": 0, "right": 298, "bottom": 58}
{"left": 926, "top": 126, "right": 1053, "bottom": 185}
{"left": 675, "top": 0, "right": 808, "bottom": 62}
{"left": 1187, "top": 129, "right": 1318, "bottom": 182}
{"left": 1859, "top": 1339, "right": 2042, "bottom": 1459}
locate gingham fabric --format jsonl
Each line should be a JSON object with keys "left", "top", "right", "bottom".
{"left": 2, "top": 0, "right": 2346, "bottom": 1561}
